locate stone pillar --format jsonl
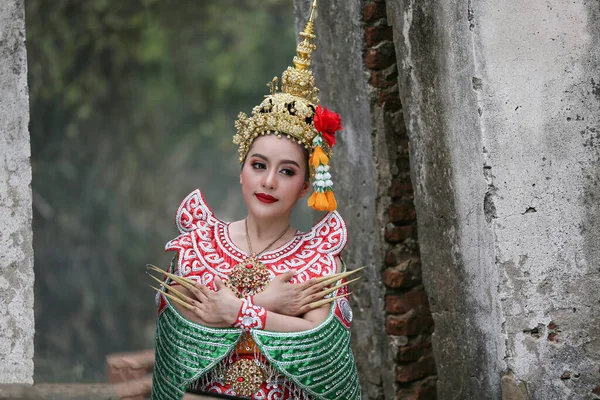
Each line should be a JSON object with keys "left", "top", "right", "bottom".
{"left": 0, "top": 0, "right": 35, "bottom": 384}
{"left": 387, "top": 0, "right": 600, "bottom": 398}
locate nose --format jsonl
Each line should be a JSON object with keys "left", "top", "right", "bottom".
{"left": 262, "top": 168, "right": 277, "bottom": 190}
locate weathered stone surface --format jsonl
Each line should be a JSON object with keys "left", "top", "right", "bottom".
{"left": 294, "top": 1, "right": 396, "bottom": 398}
{"left": 476, "top": 1, "right": 600, "bottom": 397}
{"left": 0, "top": 0, "right": 34, "bottom": 385}
{"left": 387, "top": 0, "right": 600, "bottom": 398}
{"left": 385, "top": 0, "right": 506, "bottom": 396}
{"left": 500, "top": 371, "right": 532, "bottom": 400}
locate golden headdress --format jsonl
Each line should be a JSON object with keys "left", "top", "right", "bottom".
{"left": 233, "top": 0, "right": 341, "bottom": 211}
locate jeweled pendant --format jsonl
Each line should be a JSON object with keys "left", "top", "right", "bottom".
{"left": 225, "top": 359, "right": 264, "bottom": 396}
{"left": 225, "top": 256, "right": 271, "bottom": 298}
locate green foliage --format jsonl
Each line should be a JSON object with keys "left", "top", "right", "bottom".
{"left": 26, "top": 0, "right": 299, "bottom": 382}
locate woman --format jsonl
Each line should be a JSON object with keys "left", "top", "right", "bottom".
{"left": 150, "top": 2, "right": 361, "bottom": 399}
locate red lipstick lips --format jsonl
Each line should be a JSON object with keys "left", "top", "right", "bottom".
{"left": 255, "top": 193, "right": 278, "bottom": 204}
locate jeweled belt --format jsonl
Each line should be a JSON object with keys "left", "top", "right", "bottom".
{"left": 225, "top": 334, "right": 265, "bottom": 396}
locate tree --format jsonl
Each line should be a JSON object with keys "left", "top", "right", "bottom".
{"left": 26, "top": 0, "right": 299, "bottom": 381}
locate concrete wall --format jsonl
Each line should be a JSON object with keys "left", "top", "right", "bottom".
{"left": 0, "top": 0, "right": 34, "bottom": 385}
{"left": 294, "top": 1, "right": 396, "bottom": 398}
{"left": 388, "top": 0, "right": 600, "bottom": 398}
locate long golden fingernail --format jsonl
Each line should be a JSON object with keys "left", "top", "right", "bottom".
{"left": 147, "top": 274, "right": 195, "bottom": 303}
{"left": 148, "top": 285, "right": 194, "bottom": 311}
{"left": 318, "top": 277, "right": 360, "bottom": 297}
{"left": 308, "top": 293, "right": 351, "bottom": 309}
{"left": 147, "top": 265, "right": 195, "bottom": 290}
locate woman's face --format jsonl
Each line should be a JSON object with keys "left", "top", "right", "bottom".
{"left": 240, "top": 135, "right": 311, "bottom": 219}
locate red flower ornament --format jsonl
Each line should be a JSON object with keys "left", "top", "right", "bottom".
{"left": 314, "top": 105, "right": 342, "bottom": 147}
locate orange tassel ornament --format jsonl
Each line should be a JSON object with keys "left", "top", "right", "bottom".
{"left": 325, "top": 190, "right": 337, "bottom": 210}
{"left": 310, "top": 146, "right": 329, "bottom": 168}
{"left": 308, "top": 136, "right": 337, "bottom": 212}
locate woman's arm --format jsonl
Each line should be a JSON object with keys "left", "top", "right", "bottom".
{"left": 263, "top": 301, "right": 330, "bottom": 331}
{"left": 252, "top": 270, "right": 325, "bottom": 316}
{"left": 167, "top": 257, "right": 343, "bottom": 332}
{"left": 168, "top": 284, "right": 331, "bottom": 332}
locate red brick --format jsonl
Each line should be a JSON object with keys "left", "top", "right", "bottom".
{"left": 385, "top": 225, "right": 415, "bottom": 243}
{"left": 592, "top": 386, "right": 600, "bottom": 396}
{"left": 397, "top": 378, "right": 438, "bottom": 400}
{"left": 386, "top": 315, "right": 434, "bottom": 336}
{"left": 390, "top": 180, "right": 414, "bottom": 198}
{"left": 396, "top": 355, "right": 436, "bottom": 383}
{"left": 386, "top": 315, "right": 413, "bottom": 336}
{"left": 386, "top": 295, "right": 403, "bottom": 314}
{"left": 363, "top": 3, "right": 387, "bottom": 22}
{"left": 419, "top": 317, "right": 435, "bottom": 335}
{"left": 406, "top": 291, "right": 430, "bottom": 311}
{"left": 369, "top": 69, "right": 398, "bottom": 89}
{"left": 385, "top": 249, "right": 418, "bottom": 267}
{"left": 397, "top": 342, "right": 432, "bottom": 362}
{"left": 378, "top": 89, "right": 402, "bottom": 107}
{"left": 415, "top": 379, "right": 437, "bottom": 400}
{"left": 365, "top": 25, "right": 394, "bottom": 47}
{"left": 389, "top": 203, "right": 417, "bottom": 224}
{"left": 385, "top": 249, "right": 398, "bottom": 266}
{"left": 383, "top": 268, "right": 413, "bottom": 288}
{"left": 364, "top": 43, "right": 396, "bottom": 70}
{"left": 396, "top": 390, "right": 419, "bottom": 400}
{"left": 386, "top": 291, "right": 429, "bottom": 315}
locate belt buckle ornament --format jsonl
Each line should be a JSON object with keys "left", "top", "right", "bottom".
{"left": 225, "top": 359, "right": 264, "bottom": 397}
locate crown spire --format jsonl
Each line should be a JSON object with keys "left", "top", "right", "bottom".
{"left": 278, "top": 0, "right": 319, "bottom": 102}
{"left": 293, "top": 0, "right": 317, "bottom": 70}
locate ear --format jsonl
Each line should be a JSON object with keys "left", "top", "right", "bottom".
{"left": 299, "top": 179, "right": 311, "bottom": 198}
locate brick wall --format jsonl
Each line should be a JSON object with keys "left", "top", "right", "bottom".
{"left": 362, "top": 1, "right": 437, "bottom": 398}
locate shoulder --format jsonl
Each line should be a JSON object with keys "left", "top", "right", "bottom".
{"left": 271, "top": 211, "right": 347, "bottom": 283}
{"left": 165, "top": 188, "right": 222, "bottom": 253}
{"left": 302, "top": 210, "right": 348, "bottom": 257}
{"left": 173, "top": 188, "right": 220, "bottom": 233}
{"left": 164, "top": 189, "right": 235, "bottom": 281}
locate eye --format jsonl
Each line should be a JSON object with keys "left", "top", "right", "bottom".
{"left": 280, "top": 168, "right": 295, "bottom": 176}
{"left": 251, "top": 162, "right": 266, "bottom": 170}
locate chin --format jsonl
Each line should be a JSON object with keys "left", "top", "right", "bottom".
{"left": 249, "top": 204, "right": 285, "bottom": 219}
{"left": 247, "top": 199, "right": 291, "bottom": 219}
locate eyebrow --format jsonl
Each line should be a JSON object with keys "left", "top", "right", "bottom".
{"left": 250, "top": 153, "right": 301, "bottom": 168}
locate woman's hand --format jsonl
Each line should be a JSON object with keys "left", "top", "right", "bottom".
{"left": 170, "top": 278, "right": 241, "bottom": 328}
{"left": 254, "top": 270, "right": 326, "bottom": 316}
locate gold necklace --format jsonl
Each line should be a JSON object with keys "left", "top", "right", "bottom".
{"left": 225, "top": 219, "right": 290, "bottom": 298}
{"left": 245, "top": 218, "right": 290, "bottom": 258}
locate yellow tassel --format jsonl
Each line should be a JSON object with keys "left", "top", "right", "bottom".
{"left": 309, "top": 190, "right": 337, "bottom": 212}
{"left": 308, "top": 191, "right": 318, "bottom": 208}
{"left": 325, "top": 190, "right": 337, "bottom": 211}
{"left": 310, "top": 146, "right": 329, "bottom": 168}
{"left": 316, "top": 192, "right": 329, "bottom": 211}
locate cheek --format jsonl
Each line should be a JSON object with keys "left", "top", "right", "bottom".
{"left": 240, "top": 168, "right": 254, "bottom": 190}
{"left": 285, "top": 175, "right": 308, "bottom": 193}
